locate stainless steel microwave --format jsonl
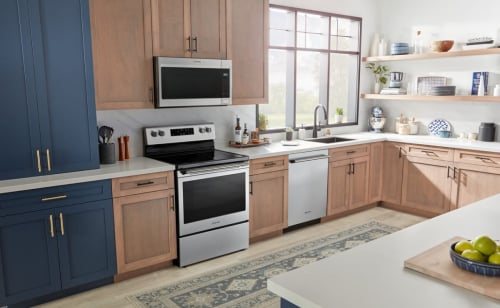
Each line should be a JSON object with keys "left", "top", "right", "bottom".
{"left": 154, "top": 57, "right": 232, "bottom": 108}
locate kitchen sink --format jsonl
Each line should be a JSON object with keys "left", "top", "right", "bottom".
{"left": 306, "top": 137, "right": 355, "bottom": 144}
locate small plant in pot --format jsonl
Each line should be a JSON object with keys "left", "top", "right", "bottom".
{"left": 334, "top": 107, "right": 344, "bottom": 123}
{"left": 366, "top": 62, "right": 389, "bottom": 94}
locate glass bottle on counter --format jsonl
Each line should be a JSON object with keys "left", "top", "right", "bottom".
{"left": 234, "top": 116, "right": 242, "bottom": 144}
{"left": 242, "top": 123, "right": 249, "bottom": 144}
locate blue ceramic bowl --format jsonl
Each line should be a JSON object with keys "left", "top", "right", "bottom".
{"left": 450, "top": 242, "right": 500, "bottom": 277}
{"left": 438, "top": 130, "right": 451, "bottom": 138}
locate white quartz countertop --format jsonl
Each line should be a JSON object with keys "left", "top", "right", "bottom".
{"left": 0, "top": 157, "right": 174, "bottom": 194}
{"left": 220, "top": 132, "right": 500, "bottom": 159}
{"left": 267, "top": 194, "right": 500, "bottom": 308}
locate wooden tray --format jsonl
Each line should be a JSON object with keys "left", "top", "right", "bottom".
{"left": 228, "top": 140, "right": 269, "bottom": 148}
{"left": 404, "top": 236, "right": 500, "bottom": 301}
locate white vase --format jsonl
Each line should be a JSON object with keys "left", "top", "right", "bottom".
{"left": 334, "top": 114, "right": 343, "bottom": 123}
{"left": 370, "top": 33, "right": 380, "bottom": 57}
{"left": 374, "top": 82, "right": 381, "bottom": 94}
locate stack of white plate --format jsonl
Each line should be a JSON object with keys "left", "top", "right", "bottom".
{"left": 390, "top": 43, "right": 409, "bottom": 55}
{"left": 429, "top": 85, "right": 456, "bottom": 96}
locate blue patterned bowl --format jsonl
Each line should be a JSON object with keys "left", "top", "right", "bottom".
{"left": 450, "top": 242, "right": 500, "bottom": 277}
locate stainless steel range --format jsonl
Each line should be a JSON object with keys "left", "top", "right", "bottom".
{"left": 143, "top": 123, "right": 249, "bottom": 267}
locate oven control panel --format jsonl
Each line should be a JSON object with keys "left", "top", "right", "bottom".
{"left": 144, "top": 123, "right": 216, "bottom": 145}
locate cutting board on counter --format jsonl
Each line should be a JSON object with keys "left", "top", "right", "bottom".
{"left": 404, "top": 236, "right": 500, "bottom": 301}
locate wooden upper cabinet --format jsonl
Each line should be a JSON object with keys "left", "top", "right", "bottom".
{"left": 229, "top": 0, "right": 269, "bottom": 104}
{"left": 90, "top": 0, "right": 154, "bottom": 110}
{"left": 153, "top": 0, "right": 227, "bottom": 59}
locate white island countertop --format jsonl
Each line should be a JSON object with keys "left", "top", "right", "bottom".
{"left": 268, "top": 194, "right": 500, "bottom": 308}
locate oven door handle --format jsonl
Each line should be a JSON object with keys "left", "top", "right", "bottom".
{"left": 178, "top": 163, "right": 248, "bottom": 177}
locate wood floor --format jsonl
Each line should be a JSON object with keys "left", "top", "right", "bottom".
{"left": 36, "top": 207, "right": 426, "bottom": 308}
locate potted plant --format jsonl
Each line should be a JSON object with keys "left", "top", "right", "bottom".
{"left": 334, "top": 107, "right": 344, "bottom": 123}
{"left": 258, "top": 113, "right": 268, "bottom": 131}
{"left": 366, "top": 62, "right": 389, "bottom": 94}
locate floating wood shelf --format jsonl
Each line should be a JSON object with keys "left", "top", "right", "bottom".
{"left": 362, "top": 48, "right": 500, "bottom": 62}
{"left": 360, "top": 94, "right": 500, "bottom": 102}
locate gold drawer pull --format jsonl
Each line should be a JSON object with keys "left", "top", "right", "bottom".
{"left": 346, "top": 151, "right": 356, "bottom": 154}
{"left": 264, "top": 162, "right": 277, "bottom": 167}
{"left": 41, "top": 195, "right": 68, "bottom": 202}
{"left": 49, "top": 214, "right": 55, "bottom": 238}
{"left": 59, "top": 213, "right": 65, "bottom": 236}
{"left": 136, "top": 181, "right": 155, "bottom": 186}
{"left": 421, "top": 150, "right": 437, "bottom": 156}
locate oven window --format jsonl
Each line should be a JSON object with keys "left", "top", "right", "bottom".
{"left": 182, "top": 173, "right": 246, "bottom": 223}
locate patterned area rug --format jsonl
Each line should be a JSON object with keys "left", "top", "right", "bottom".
{"left": 129, "top": 221, "right": 399, "bottom": 308}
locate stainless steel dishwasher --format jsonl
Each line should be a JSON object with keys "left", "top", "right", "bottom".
{"left": 288, "top": 149, "right": 329, "bottom": 227}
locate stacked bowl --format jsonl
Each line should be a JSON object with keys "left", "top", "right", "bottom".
{"left": 390, "top": 42, "right": 409, "bottom": 55}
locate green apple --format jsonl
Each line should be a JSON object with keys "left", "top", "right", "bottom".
{"left": 454, "top": 240, "right": 473, "bottom": 254}
{"left": 488, "top": 252, "right": 500, "bottom": 265}
{"left": 461, "top": 249, "right": 486, "bottom": 262}
{"left": 472, "top": 235, "right": 497, "bottom": 256}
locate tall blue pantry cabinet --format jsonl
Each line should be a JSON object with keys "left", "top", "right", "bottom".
{"left": 0, "top": 0, "right": 99, "bottom": 181}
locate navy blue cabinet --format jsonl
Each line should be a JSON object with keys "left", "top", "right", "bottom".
{"left": 0, "top": 180, "right": 116, "bottom": 306}
{"left": 0, "top": 0, "right": 99, "bottom": 181}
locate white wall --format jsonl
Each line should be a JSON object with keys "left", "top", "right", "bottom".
{"left": 374, "top": 0, "right": 500, "bottom": 139}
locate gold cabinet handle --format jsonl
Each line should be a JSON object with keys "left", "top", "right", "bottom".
{"left": 36, "top": 150, "right": 42, "bottom": 173}
{"left": 49, "top": 214, "right": 55, "bottom": 238}
{"left": 46, "top": 149, "right": 52, "bottom": 171}
{"left": 41, "top": 195, "right": 68, "bottom": 202}
{"left": 59, "top": 213, "right": 65, "bottom": 236}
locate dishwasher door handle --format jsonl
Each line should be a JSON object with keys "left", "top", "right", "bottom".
{"left": 289, "top": 155, "right": 330, "bottom": 163}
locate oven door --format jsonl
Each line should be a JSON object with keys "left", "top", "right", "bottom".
{"left": 176, "top": 163, "right": 249, "bottom": 237}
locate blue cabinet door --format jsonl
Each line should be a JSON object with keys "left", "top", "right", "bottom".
{"left": 56, "top": 200, "right": 116, "bottom": 289}
{"left": 0, "top": 0, "right": 99, "bottom": 181}
{"left": 0, "top": 209, "right": 61, "bottom": 306}
{"left": 0, "top": 0, "right": 43, "bottom": 180}
{"left": 29, "top": 0, "right": 100, "bottom": 175}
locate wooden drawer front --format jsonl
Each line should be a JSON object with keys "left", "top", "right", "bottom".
{"left": 112, "top": 172, "right": 174, "bottom": 197}
{"left": 250, "top": 155, "right": 288, "bottom": 175}
{"left": 405, "top": 144, "right": 453, "bottom": 161}
{"left": 0, "top": 180, "right": 112, "bottom": 216}
{"left": 454, "top": 150, "right": 500, "bottom": 167}
{"left": 329, "top": 144, "right": 370, "bottom": 162}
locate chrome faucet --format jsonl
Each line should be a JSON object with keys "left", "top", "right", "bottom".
{"left": 313, "top": 105, "right": 328, "bottom": 138}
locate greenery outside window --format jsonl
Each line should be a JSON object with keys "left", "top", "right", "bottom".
{"left": 259, "top": 5, "right": 362, "bottom": 131}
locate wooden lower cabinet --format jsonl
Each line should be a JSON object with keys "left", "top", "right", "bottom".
{"left": 381, "top": 142, "right": 405, "bottom": 205}
{"left": 368, "top": 142, "right": 383, "bottom": 203}
{"left": 112, "top": 172, "right": 176, "bottom": 279}
{"left": 452, "top": 163, "right": 500, "bottom": 209}
{"left": 327, "top": 153, "right": 370, "bottom": 216}
{"left": 249, "top": 156, "right": 288, "bottom": 240}
{"left": 401, "top": 156, "right": 452, "bottom": 216}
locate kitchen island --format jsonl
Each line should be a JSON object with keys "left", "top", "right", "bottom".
{"left": 268, "top": 193, "right": 500, "bottom": 307}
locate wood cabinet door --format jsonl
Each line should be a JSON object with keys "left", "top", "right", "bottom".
{"left": 327, "top": 160, "right": 350, "bottom": 215}
{"left": 0, "top": 209, "right": 60, "bottom": 306}
{"left": 229, "top": 0, "right": 268, "bottom": 104}
{"left": 349, "top": 156, "right": 370, "bottom": 209}
{"left": 152, "top": 0, "right": 190, "bottom": 57}
{"left": 249, "top": 170, "right": 288, "bottom": 238}
{"left": 190, "top": 0, "right": 227, "bottom": 59}
{"left": 113, "top": 190, "right": 177, "bottom": 274}
{"left": 382, "top": 142, "right": 405, "bottom": 204}
{"left": 452, "top": 163, "right": 500, "bottom": 209}
{"left": 401, "top": 156, "right": 452, "bottom": 216}
{"left": 368, "top": 142, "right": 383, "bottom": 203}
{"left": 57, "top": 200, "right": 117, "bottom": 289}
{"left": 90, "top": 0, "right": 154, "bottom": 109}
